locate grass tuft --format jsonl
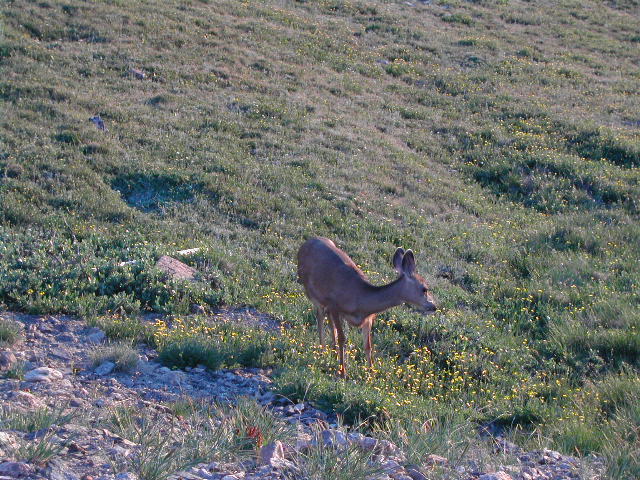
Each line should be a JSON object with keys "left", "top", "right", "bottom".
{"left": 90, "top": 341, "right": 140, "bottom": 372}
{"left": 0, "top": 318, "right": 22, "bottom": 346}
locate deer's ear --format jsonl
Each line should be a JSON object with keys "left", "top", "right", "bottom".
{"left": 402, "top": 250, "right": 416, "bottom": 276}
{"left": 393, "top": 247, "right": 405, "bottom": 273}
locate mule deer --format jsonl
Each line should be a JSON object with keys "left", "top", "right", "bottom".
{"left": 297, "top": 237, "right": 436, "bottom": 377}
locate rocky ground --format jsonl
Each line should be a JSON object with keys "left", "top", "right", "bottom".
{"left": 0, "top": 312, "right": 604, "bottom": 480}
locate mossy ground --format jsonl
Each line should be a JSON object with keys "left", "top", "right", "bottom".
{"left": 1, "top": 0, "right": 639, "bottom": 476}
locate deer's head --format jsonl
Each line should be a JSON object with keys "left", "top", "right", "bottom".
{"left": 393, "top": 248, "right": 437, "bottom": 315}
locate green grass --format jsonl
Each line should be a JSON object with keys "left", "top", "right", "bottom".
{"left": 90, "top": 341, "right": 140, "bottom": 372}
{"left": 12, "top": 430, "right": 70, "bottom": 465}
{"left": 0, "top": 406, "right": 74, "bottom": 433}
{"left": 1, "top": 0, "right": 639, "bottom": 475}
{"left": 0, "top": 317, "right": 22, "bottom": 346}
{"left": 105, "top": 397, "right": 296, "bottom": 479}
{"left": 285, "top": 424, "right": 386, "bottom": 480}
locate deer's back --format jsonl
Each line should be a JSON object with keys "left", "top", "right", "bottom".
{"left": 297, "top": 237, "right": 369, "bottom": 312}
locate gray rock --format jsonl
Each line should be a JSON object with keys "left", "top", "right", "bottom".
{"left": 87, "top": 329, "right": 106, "bottom": 344}
{"left": 191, "top": 304, "right": 206, "bottom": 315}
{"left": 47, "top": 459, "right": 80, "bottom": 480}
{"left": 129, "top": 68, "right": 146, "bottom": 80}
{"left": 0, "top": 432, "right": 18, "bottom": 450}
{"left": 377, "top": 439, "right": 400, "bottom": 456}
{"left": 540, "top": 448, "right": 562, "bottom": 463}
{"left": 405, "top": 467, "right": 428, "bottom": 480}
{"left": 479, "top": 473, "right": 513, "bottom": 480}
{"left": 9, "top": 390, "right": 44, "bottom": 408}
{"left": 24, "top": 366, "right": 63, "bottom": 382}
{"left": 494, "top": 438, "right": 521, "bottom": 454}
{"left": 162, "top": 370, "right": 186, "bottom": 386}
{"left": 137, "top": 361, "right": 160, "bottom": 374}
{"left": 0, "top": 351, "right": 16, "bottom": 370}
{"left": 0, "top": 462, "right": 32, "bottom": 477}
{"left": 358, "top": 435, "right": 378, "bottom": 451}
{"left": 424, "top": 454, "right": 448, "bottom": 466}
{"left": 53, "top": 335, "right": 75, "bottom": 344}
{"left": 95, "top": 361, "right": 116, "bottom": 376}
{"left": 381, "top": 459, "right": 402, "bottom": 474}
{"left": 258, "top": 391, "right": 276, "bottom": 404}
{"left": 321, "top": 429, "right": 348, "bottom": 447}
{"left": 114, "top": 473, "right": 138, "bottom": 480}
{"left": 259, "top": 441, "right": 285, "bottom": 466}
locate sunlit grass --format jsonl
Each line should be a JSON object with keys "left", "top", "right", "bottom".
{"left": 1, "top": 0, "right": 638, "bottom": 476}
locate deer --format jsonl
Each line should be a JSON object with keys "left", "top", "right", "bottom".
{"left": 297, "top": 236, "right": 437, "bottom": 378}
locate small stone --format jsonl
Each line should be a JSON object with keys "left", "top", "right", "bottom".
{"left": 381, "top": 459, "right": 402, "bottom": 474}
{"left": 156, "top": 256, "right": 197, "bottom": 281}
{"left": 424, "top": 454, "right": 448, "bottom": 466}
{"left": 494, "top": 439, "right": 521, "bottom": 455}
{"left": 541, "top": 448, "right": 562, "bottom": 463}
{"left": 129, "top": 68, "right": 146, "bottom": 80}
{"left": 95, "top": 398, "right": 107, "bottom": 408}
{"left": 0, "top": 351, "right": 16, "bottom": 370}
{"left": 114, "top": 474, "right": 138, "bottom": 480}
{"left": 479, "top": 473, "right": 513, "bottom": 480}
{"left": 47, "top": 459, "right": 80, "bottom": 480}
{"left": 24, "top": 367, "right": 63, "bottom": 382}
{"left": 54, "top": 335, "right": 75, "bottom": 344}
{"left": 162, "top": 370, "right": 186, "bottom": 386}
{"left": 259, "top": 441, "right": 285, "bottom": 466}
{"left": 321, "top": 429, "right": 348, "bottom": 447}
{"left": 137, "top": 361, "right": 160, "bottom": 374}
{"left": 377, "top": 439, "right": 400, "bottom": 456}
{"left": 87, "top": 329, "right": 106, "bottom": 343}
{"left": 9, "top": 390, "right": 44, "bottom": 408}
{"left": 95, "top": 361, "right": 116, "bottom": 376}
{"left": 0, "top": 462, "right": 32, "bottom": 476}
{"left": 357, "top": 435, "right": 378, "bottom": 451}
{"left": 191, "top": 304, "right": 206, "bottom": 315}
{"left": 405, "top": 467, "right": 428, "bottom": 480}
{"left": 0, "top": 432, "right": 18, "bottom": 450}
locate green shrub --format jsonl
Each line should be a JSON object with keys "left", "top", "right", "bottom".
{"left": 0, "top": 229, "right": 221, "bottom": 316}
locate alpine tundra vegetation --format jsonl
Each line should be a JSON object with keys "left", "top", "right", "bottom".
{"left": 0, "top": 0, "right": 639, "bottom": 478}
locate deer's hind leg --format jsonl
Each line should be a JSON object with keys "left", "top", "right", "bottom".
{"left": 361, "top": 315, "right": 375, "bottom": 369}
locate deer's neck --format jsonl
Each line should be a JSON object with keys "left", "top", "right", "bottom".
{"left": 358, "top": 276, "right": 405, "bottom": 317}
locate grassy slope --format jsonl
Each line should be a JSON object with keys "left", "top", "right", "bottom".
{"left": 1, "top": 0, "right": 639, "bottom": 474}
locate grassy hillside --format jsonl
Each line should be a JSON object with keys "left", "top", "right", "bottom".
{"left": 1, "top": 0, "right": 639, "bottom": 476}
